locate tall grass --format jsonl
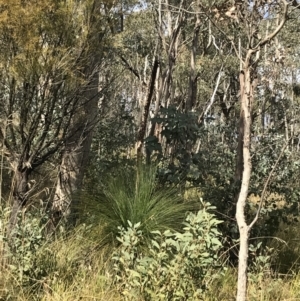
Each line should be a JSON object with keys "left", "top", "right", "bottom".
{"left": 1, "top": 214, "right": 300, "bottom": 300}
{"left": 2, "top": 244, "right": 300, "bottom": 301}
{"left": 78, "top": 165, "right": 198, "bottom": 246}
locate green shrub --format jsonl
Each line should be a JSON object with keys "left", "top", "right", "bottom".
{"left": 79, "top": 165, "right": 198, "bottom": 247}
{"left": 112, "top": 202, "right": 224, "bottom": 301}
{"left": 4, "top": 210, "right": 49, "bottom": 286}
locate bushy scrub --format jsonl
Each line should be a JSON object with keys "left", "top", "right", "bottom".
{"left": 79, "top": 165, "right": 198, "bottom": 247}
{"left": 4, "top": 210, "right": 48, "bottom": 286}
{"left": 112, "top": 202, "right": 224, "bottom": 301}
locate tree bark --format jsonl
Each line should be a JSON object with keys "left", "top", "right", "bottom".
{"left": 136, "top": 59, "right": 159, "bottom": 162}
{"left": 186, "top": 1, "right": 200, "bottom": 112}
{"left": 236, "top": 58, "right": 253, "bottom": 301}
{"left": 51, "top": 73, "right": 99, "bottom": 227}
{"left": 50, "top": 0, "right": 108, "bottom": 228}
{"left": 234, "top": 3, "right": 289, "bottom": 299}
{"left": 7, "top": 167, "right": 30, "bottom": 238}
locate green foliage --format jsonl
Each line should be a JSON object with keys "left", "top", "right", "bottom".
{"left": 152, "top": 106, "right": 199, "bottom": 146}
{"left": 1, "top": 204, "right": 300, "bottom": 300}
{"left": 149, "top": 104, "right": 300, "bottom": 264}
{"left": 86, "top": 107, "right": 136, "bottom": 184}
{"left": 4, "top": 210, "right": 48, "bottom": 286}
{"left": 112, "top": 202, "right": 224, "bottom": 301}
{"left": 149, "top": 106, "right": 200, "bottom": 170}
{"left": 80, "top": 165, "right": 198, "bottom": 246}
{"left": 149, "top": 110, "right": 238, "bottom": 246}
{"left": 248, "top": 243, "right": 273, "bottom": 284}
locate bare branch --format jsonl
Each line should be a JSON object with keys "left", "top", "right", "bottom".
{"left": 118, "top": 54, "right": 147, "bottom": 86}
{"left": 253, "top": 0, "right": 289, "bottom": 50}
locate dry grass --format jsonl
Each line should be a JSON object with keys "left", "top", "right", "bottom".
{"left": 1, "top": 190, "right": 300, "bottom": 300}
{"left": 1, "top": 229, "right": 300, "bottom": 301}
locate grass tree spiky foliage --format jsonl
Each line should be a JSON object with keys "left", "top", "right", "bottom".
{"left": 79, "top": 165, "right": 198, "bottom": 246}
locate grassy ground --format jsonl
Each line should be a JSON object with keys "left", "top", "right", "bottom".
{"left": 1, "top": 223, "right": 300, "bottom": 301}
{"left": 1, "top": 173, "right": 300, "bottom": 300}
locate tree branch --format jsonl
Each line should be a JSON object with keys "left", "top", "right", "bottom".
{"left": 118, "top": 54, "right": 147, "bottom": 86}
{"left": 253, "top": 0, "right": 289, "bottom": 50}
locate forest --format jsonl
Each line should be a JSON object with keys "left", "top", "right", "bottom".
{"left": 1, "top": 0, "right": 300, "bottom": 300}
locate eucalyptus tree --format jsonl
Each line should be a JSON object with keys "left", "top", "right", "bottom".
{"left": 0, "top": 0, "right": 109, "bottom": 234}
{"left": 212, "top": 1, "right": 295, "bottom": 300}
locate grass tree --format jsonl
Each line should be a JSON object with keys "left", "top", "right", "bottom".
{"left": 79, "top": 165, "right": 198, "bottom": 247}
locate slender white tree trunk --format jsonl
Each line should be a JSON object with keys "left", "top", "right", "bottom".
{"left": 236, "top": 55, "right": 253, "bottom": 301}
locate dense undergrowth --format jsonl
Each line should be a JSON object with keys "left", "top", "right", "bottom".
{"left": 1, "top": 167, "right": 300, "bottom": 300}
{"left": 1, "top": 221, "right": 300, "bottom": 301}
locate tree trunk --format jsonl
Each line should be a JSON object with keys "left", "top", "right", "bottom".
{"left": 234, "top": 3, "right": 289, "bottom": 299}
{"left": 186, "top": 3, "right": 200, "bottom": 112}
{"left": 51, "top": 74, "right": 98, "bottom": 228}
{"left": 236, "top": 57, "right": 253, "bottom": 301}
{"left": 231, "top": 71, "right": 246, "bottom": 226}
{"left": 136, "top": 59, "right": 159, "bottom": 162}
{"left": 7, "top": 168, "right": 30, "bottom": 238}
